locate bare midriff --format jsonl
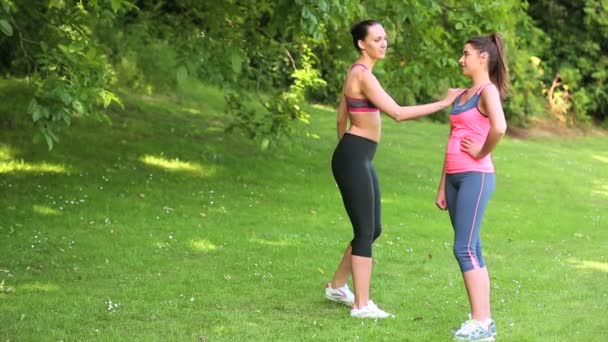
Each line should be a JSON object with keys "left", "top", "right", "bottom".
{"left": 346, "top": 111, "right": 381, "bottom": 143}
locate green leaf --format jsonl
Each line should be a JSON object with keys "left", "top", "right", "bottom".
{"left": 111, "top": 0, "right": 122, "bottom": 12}
{"left": 44, "top": 133, "right": 54, "bottom": 150}
{"left": 260, "top": 138, "right": 270, "bottom": 151}
{"left": 62, "top": 110, "right": 72, "bottom": 125}
{"left": 32, "top": 106, "right": 42, "bottom": 122}
{"left": 27, "top": 98, "right": 39, "bottom": 114}
{"left": 41, "top": 127, "right": 59, "bottom": 151}
{"left": 48, "top": 0, "right": 64, "bottom": 9}
{"left": 55, "top": 88, "right": 72, "bottom": 105}
{"left": 72, "top": 100, "right": 84, "bottom": 114}
{"left": 100, "top": 90, "right": 123, "bottom": 109}
{"left": 0, "top": 19, "right": 13, "bottom": 36}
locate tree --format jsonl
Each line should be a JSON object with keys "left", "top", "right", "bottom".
{"left": 528, "top": 0, "right": 608, "bottom": 123}
{"left": 2, "top": 1, "right": 603, "bottom": 151}
{"left": 0, "top": 0, "right": 131, "bottom": 149}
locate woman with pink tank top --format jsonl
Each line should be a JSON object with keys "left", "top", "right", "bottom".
{"left": 435, "top": 33, "right": 509, "bottom": 341}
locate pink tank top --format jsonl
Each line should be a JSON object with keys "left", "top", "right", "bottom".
{"left": 445, "top": 84, "right": 495, "bottom": 174}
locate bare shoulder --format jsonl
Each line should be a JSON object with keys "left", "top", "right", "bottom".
{"left": 480, "top": 83, "right": 500, "bottom": 100}
{"left": 346, "top": 66, "right": 377, "bottom": 97}
{"left": 479, "top": 83, "right": 504, "bottom": 118}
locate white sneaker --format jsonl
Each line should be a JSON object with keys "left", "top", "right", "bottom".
{"left": 451, "top": 314, "right": 497, "bottom": 337}
{"left": 324, "top": 283, "right": 355, "bottom": 306}
{"left": 453, "top": 320, "right": 494, "bottom": 341}
{"left": 350, "top": 300, "right": 394, "bottom": 319}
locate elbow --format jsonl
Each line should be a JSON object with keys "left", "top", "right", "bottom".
{"left": 385, "top": 106, "right": 405, "bottom": 122}
{"left": 496, "top": 124, "right": 507, "bottom": 136}
{"left": 495, "top": 129, "right": 506, "bottom": 138}
{"left": 393, "top": 111, "right": 407, "bottom": 122}
{"left": 493, "top": 122, "right": 507, "bottom": 137}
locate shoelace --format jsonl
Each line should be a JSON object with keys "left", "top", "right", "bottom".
{"left": 457, "top": 320, "right": 481, "bottom": 334}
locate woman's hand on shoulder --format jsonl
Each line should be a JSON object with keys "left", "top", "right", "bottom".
{"left": 443, "top": 88, "right": 464, "bottom": 106}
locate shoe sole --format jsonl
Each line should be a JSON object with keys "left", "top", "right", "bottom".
{"left": 453, "top": 338, "right": 494, "bottom": 342}
{"left": 451, "top": 329, "right": 496, "bottom": 337}
{"left": 350, "top": 313, "right": 394, "bottom": 319}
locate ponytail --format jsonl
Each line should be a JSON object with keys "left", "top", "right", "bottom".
{"left": 490, "top": 33, "right": 509, "bottom": 100}
{"left": 466, "top": 33, "right": 510, "bottom": 100}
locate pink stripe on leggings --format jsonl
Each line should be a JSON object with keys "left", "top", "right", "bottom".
{"left": 467, "top": 173, "right": 485, "bottom": 269}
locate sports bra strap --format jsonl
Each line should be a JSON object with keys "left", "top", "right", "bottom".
{"left": 475, "top": 83, "right": 494, "bottom": 95}
{"left": 349, "top": 63, "right": 369, "bottom": 71}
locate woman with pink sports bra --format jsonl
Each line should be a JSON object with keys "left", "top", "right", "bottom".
{"left": 435, "top": 33, "right": 509, "bottom": 341}
{"left": 323, "top": 19, "right": 461, "bottom": 319}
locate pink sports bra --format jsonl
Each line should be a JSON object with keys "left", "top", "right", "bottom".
{"left": 344, "top": 64, "right": 378, "bottom": 113}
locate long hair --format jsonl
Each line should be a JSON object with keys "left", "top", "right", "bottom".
{"left": 466, "top": 33, "right": 509, "bottom": 100}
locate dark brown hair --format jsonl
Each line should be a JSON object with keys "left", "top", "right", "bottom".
{"left": 350, "top": 20, "right": 381, "bottom": 52}
{"left": 466, "top": 33, "right": 509, "bottom": 99}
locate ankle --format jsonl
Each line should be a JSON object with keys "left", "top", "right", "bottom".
{"left": 329, "top": 282, "right": 346, "bottom": 289}
{"left": 353, "top": 299, "right": 369, "bottom": 309}
{"left": 473, "top": 318, "right": 493, "bottom": 330}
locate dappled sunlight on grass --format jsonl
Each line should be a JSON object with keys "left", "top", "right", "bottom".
{"left": 380, "top": 198, "right": 396, "bottom": 204}
{"left": 189, "top": 239, "right": 217, "bottom": 253}
{"left": 310, "top": 103, "right": 335, "bottom": 113}
{"left": 20, "top": 282, "right": 60, "bottom": 292}
{"left": 591, "top": 181, "right": 608, "bottom": 197}
{"left": 249, "top": 237, "right": 296, "bottom": 247}
{"left": 0, "top": 160, "right": 69, "bottom": 174}
{"left": 139, "top": 155, "right": 215, "bottom": 177}
{"left": 0, "top": 143, "right": 69, "bottom": 174}
{"left": 32, "top": 205, "right": 60, "bottom": 216}
{"left": 592, "top": 154, "right": 608, "bottom": 164}
{"left": 183, "top": 107, "right": 202, "bottom": 115}
{"left": 567, "top": 258, "right": 608, "bottom": 273}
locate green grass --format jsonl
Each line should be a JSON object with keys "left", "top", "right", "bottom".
{"left": 1, "top": 78, "right": 607, "bottom": 341}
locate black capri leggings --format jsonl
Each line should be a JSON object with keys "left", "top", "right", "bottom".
{"left": 331, "top": 133, "right": 382, "bottom": 257}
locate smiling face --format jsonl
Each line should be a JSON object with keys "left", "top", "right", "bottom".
{"left": 459, "top": 43, "right": 487, "bottom": 77}
{"left": 358, "top": 24, "right": 387, "bottom": 59}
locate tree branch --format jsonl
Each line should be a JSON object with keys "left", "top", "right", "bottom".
{"left": 256, "top": 27, "right": 297, "bottom": 71}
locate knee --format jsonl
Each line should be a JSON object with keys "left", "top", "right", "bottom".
{"left": 453, "top": 244, "right": 481, "bottom": 272}
{"left": 453, "top": 244, "right": 465, "bottom": 258}
{"left": 351, "top": 230, "right": 374, "bottom": 257}
{"left": 372, "top": 225, "right": 382, "bottom": 242}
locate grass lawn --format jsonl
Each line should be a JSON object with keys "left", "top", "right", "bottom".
{"left": 1, "top": 79, "right": 607, "bottom": 341}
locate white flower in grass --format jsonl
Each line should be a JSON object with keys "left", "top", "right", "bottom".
{"left": 105, "top": 300, "right": 121, "bottom": 312}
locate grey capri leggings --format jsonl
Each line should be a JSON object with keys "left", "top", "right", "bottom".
{"left": 445, "top": 171, "right": 495, "bottom": 272}
{"left": 331, "top": 133, "right": 382, "bottom": 257}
